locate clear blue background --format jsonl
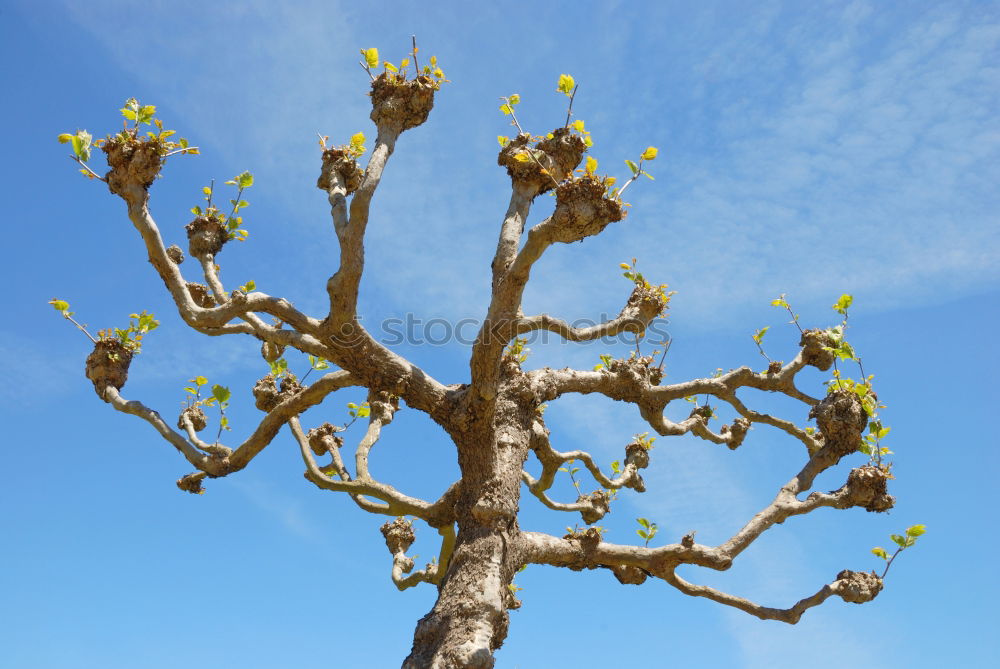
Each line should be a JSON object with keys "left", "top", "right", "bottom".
{"left": 2, "top": 1, "right": 997, "bottom": 667}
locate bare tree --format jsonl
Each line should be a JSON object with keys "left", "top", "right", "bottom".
{"left": 52, "top": 43, "right": 922, "bottom": 668}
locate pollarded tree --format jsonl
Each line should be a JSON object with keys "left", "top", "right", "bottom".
{"left": 52, "top": 42, "right": 923, "bottom": 668}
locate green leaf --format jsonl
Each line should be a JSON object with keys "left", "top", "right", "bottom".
{"left": 625, "top": 159, "right": 639, "bottom": 175}
{"left": 49, "top": 299, "right": 70, "bottom": 313}
{"left": 833, "top": 294, "right": 853, "bottom": 314}
{"left": 236, "top": 171, "right": 254, "bottom": 189}
{"left": 871, "top": 546, "right": 889, "bottom": 560}
{"left": 69, "top": 130, "right": 92, "bottom": 162}
{"left": 138, "top": 105, "right": 156, "bottom": 124}
{"left": 497, "top": 135, "right": 509, "bottom": 147}
{"left": 364, "top": 48, "right": 379, "bottom": 69}
{"left": 557, "top": 73, "right": 575, "bottom": 95}
{"left": 890, "top": 534, "right": 907, "bottom": 548}
{"left": 193, "top": 376, "right": 208, "bottom": 386}
{"left": 752, "top": 326, "right": 770, "bottom": 345}
{"left": 905, "top": 524, "right": 926, "bottom": 537}
{"left": 211, "top": 384, "right": 231, "bottom": 404}
{"left": 508, "top": 93, "right": 520, "bottom": 105}
{"left": 308, "top": 355, "right": 330, "bottom": 371}
{"left": 637, "top": 529, "right": 649, "bottom": 540}
{"left": 269, "top": 358, "right": 288, "bottom": 377}
{"left": 637, "top": 518, "right": 650, "bottom": 529}
{"left": 384, "top": 61, "right": 398, "bottom": 73}
{"left": 641, "top": 170, "right": 654, "bottom": 180}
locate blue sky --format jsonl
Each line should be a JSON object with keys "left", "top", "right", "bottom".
{"left": 2, "top": 1, "right": 998, "bottom": 667}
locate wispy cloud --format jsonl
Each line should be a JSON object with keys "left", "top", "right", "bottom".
{"left": 230, "top": 477, "right": 325, "bottom": 542}
{"left": 60, "top": 1, "right": 998, "bottom": 335}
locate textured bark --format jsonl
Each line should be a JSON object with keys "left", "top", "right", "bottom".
{"left": 405, "top": 364, "right": 533, "bottom": 668}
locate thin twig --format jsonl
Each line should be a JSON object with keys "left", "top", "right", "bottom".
{"left": 411, "top": 35, "right": 420, "bottom": 72}
{"left": 71, "top": 156, "right": 107, "bottom": 183}
{"left": 360, "top": 61, "right": 376, "bottom": 81}
{"left": 564, "top": 84, "right": 579, "bottom": 128}
{"left": 64, "top": 314, "right": 99, "bottom": 344}
{"left": 500, "top": 96, "right": 525, "bottom": 135}
{"left": 163, "top": 146, "right": 200, "bottom": 158}
{"left": 615, "top": 158, "right": 644, "bottom": 201}
{"left": 657, "top": 337, "right": 672, "bottom": 370}
{"left": 881, "top": 545, "right": 904, "bottom": 579}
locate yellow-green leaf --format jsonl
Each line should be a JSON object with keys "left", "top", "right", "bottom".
{"left": 384, "top": 61, "right": 398, "bottom": 73}
{"left": 509, "top": 93, "right": 520, "bottom": 105}
{"left": 641, "top": 146, "right": 658, "bottom": 161}
{"left": 498, "top": 135, "right": 509, "bottom": 147}
{"left": 557, "top": 73, "right": 575, "bottom": 95}
{"left": 585, "top": 156, "right": 597, "bottom": 174}
{"left": 57, "top": 133, "right": 74, "bottom": 144}
{"left": 364, "top": 48, "right": 379, "bottom": 69}
{"left": 572, "top": 119, "right": 585, "bottom": 132}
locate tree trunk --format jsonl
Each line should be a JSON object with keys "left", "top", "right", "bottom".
{"left": 403, "top": 385, "right": 533, "bottom": 668}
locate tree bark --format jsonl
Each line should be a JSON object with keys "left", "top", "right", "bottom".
{"left": 404, "top": 374, "right": 533, "bottom": 668}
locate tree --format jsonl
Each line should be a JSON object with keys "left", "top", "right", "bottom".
{"left": 52, "top": 42, "right": 921, "bottom": 668}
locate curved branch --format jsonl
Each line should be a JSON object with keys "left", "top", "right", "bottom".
{"left": 522, "top": 419, "right": 647, "bottom": 522}
{"left": 661, "top": 566, "right": 839, "bottom": 624}
{"left": 387, "top": 524, "right": 457, "bottom": 591}
{"left": 103, "top": 387, "right": 215, "bottom": 472}
{"left": 124, "top": 199, "right": 322, "bottom": 334}
{"left": 102, "top": 370, "right": 361, "bottom": 479}
{"left": 290, "top": 417, "right": 437, "bottom": 520}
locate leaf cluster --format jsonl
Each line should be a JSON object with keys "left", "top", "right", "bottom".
{"left": 361, "top": 47, "right": 448, "bottom": 89}
{"left": 504, "top": 337, "right": 530, "bottom": 364}
{"left": 94, "top": 310, "right": 159, "bottom": 353}
{"left": 58, "top": 98, "right": 197, "bottom": 181}
{"left": 635, "top": 517, "right": 658, "bottom": 547}
{"left": 191, "top": 171, "right": 255, "bottom": 241}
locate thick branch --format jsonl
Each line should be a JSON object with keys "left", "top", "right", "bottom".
{"left": 324, "top": 128, "right": 400, "bottom": 320}
{"left": 519, "top": 530, "right": 731, "bottom": 572}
